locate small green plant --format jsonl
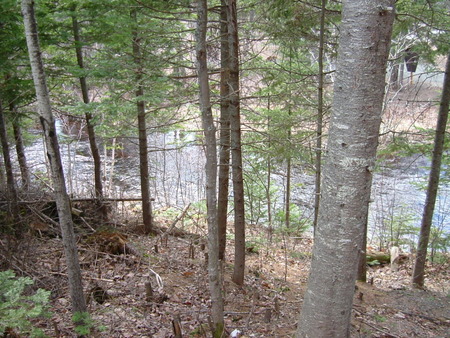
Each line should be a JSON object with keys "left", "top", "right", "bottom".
{"left": 72, "top": 311, "right": 106, "bottom": 336}
{"left": 374, "top": 314, "right": 387, "bottom": 322}
{"left": 0, "top": 270, "right": 51, "bottom": 337}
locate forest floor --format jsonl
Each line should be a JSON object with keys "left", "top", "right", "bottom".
{"left": 2, "top": 214, "right": 450, "bottom": 338}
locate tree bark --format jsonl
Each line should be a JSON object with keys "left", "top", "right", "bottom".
{"left": 70, "top": 6, "right": 104, "bottom": 206}
{"left": 131, "top": 8, "right": 153, "bottom": 234}
{"left": 313, "top": 0, "right": 327, "bottom": 235}
{"left": 412, "top": 52, "right": 450, "bottom": 288}
{"left": 218, "top": 0, "right": 231, "bottom": 261}
{"left": 0, "top": 100, "right": 20, "bottom": 232}
{"left": 228, "top": 0, "right": 245, "bottom": 286}
{"left": 11, "top": 104, "right": 30, "bottom": 191}
{"left": 22, "top": 0, "right": 87, "bottom": 316}
{"left": 195, "top": 0, "right": 224, "bottom": 335}
{"left": 296, "top": 1, "right": 395, "bottom": 336}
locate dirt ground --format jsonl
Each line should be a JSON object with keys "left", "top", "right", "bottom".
{"left": 1, "top": 221, "right": 449, "bottom": 338}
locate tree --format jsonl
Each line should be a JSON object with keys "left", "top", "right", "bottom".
{"left": 412, "top": 52, "right": 450, "bottom": 288}
{"left": 313, "top": 0, "right": 327, "bottom": 234}
{"left": 218, "top": 0, "right": 231, "bottom": 262}
{"left": 296, "top": 1, "right": 395, "bottom": 336}
{"left": 0, "top": 100, "right": 20, "bottom": 232}
{"left": 195, "top": 0, "right": 224, "bottom": 335}
{"left": 228, "top": 0, "right": 246, "bottom": 286}
{"left": 21, "top": 0, "right": 87, "bottom": 319}
{"left": 70, "top": 4, "right": 104, "bottom": 207}
{"left": 131, "top": 5, "right": 153, "bottom": 234}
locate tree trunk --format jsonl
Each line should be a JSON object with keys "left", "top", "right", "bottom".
{"left": 218, "top": 0, "right": 231, "bottom": 261}
{"left": 313, "top": 0, "right": 327, "bottom": 235}
{"left": 357, "top": 212, "right": 368, "bottom": 282}
{"left": 285, "top": 155, "right": 291, "bottom": 228}
{"left": 296, "top": 1, "right": 395, "bottom": 337}
{"left": 266, "top": 101, "right": 273, "bottom": 241}
{"left": 10, "top": 104, "right": 30, "bottom": 190}
{"left": 131, "top": 8, "right": 153, "bottom": 234}
{"left": 195, "top": 0, "right": 224, "bottom": 335}
{"left": 412, "top": 52, "right": 450, "bottom": 288}
{"left": 0, "top": 100, "right": 20, "bottom": 232}
{"left": 70, "top": 6, "right": 104, "bottom": 208}
{"left": 22, "top": 0, "right": 87, "bottom": 317}
{"left": 228, "top": 0, "right": 245, "bottom": 286}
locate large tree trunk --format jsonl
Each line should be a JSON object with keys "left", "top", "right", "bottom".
{"left": 296, "top": 1, "right": 395, "bottom": 337}
{"left": 218, "top": 0, "right": 231, "bottom": 261}
{"left": 70, "top": 6, "right": 104, "bottom": 207}
{"left": 22, "top": 0, "right": 87, "bottom": 317}
{"left": 228, "top": 0, "right": 245, "bottom": 286}
{"left": 412, "top": 52, "right": 450, "bottom": 288}
{"left": 131, "top": 8, "right": 153, "bottom": 234}
{"left": 195, "top": 0, "right": 224, "bottom": 335}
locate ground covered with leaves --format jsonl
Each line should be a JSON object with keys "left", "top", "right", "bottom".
{"left": 1, "top": 215, "right": 449, "bottom": 337}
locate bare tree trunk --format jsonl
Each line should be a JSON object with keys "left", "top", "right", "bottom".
{"left": 313, "top": 0, "right": 327, "bottom": 235}
{"left": 0, "top": 100, "right": 20, "bottom": 233}
{"left": 412, "top": 52, "right": 450, "bottom": 289}
{"left": 228, "top": 0, "right": 245, "bottom": 286}
{"left": 70, "top": 6, "right": 104, "bottom": 209}
{"left": 195, "top": 0, "right": 224, "bottom": 335}
{"left": 11, "top": 105, "right": 30, "bottom": 191}
{"left": 131, "top": 8, "right": 153, "bottom": 234}
{"left": 296, "top": 1, "right": 395, "bottom": 336}
{"left": 218, "top": 0, "right": 231, "bottom": 261}
{"left": 266, "top": 101, "right": 273, "bottom": 241}
{"left": 22, "top": 0, "right": 87, "bottom": 317}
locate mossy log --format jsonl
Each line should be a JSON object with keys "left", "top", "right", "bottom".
{"left": 366, "top": 252, "right": 391, "bottom": 265}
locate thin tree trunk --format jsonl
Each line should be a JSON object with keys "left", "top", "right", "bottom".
{"left": 195, "top": 0, "right": 224, "bottom": 335}
{"left": 228, "top": 0, "right": 245, "bottom": 286}
{"left": 285, "top": 155, "right": 291, "bottom": 228}
{"left": 11, "top": 104, "right": 30, "bottom": 190}
{"left": 70, "top": 6, "right": 104, "bottom": 206}
{"left": 313, "top": 0, "right": 327, "bottom": 235}
{"left": 266, "top": 100, "right": 273, "bottom": 241}
{"left": 0, "top": 100, "right": 20, "bottom": 232}
{"left": 412, "top": 52, "right": 450, "bottom": 288}
{"left": 218, "top": 0, "right": 231, "bottom": 261}
{"left": 22, "top": 0, "right": 87, "bottom": 317}
{"left": 131, "top": 8, "right": 153, "bottom": 234}
{"left": 296, "top": 1, "right": 395, "bottom": 336}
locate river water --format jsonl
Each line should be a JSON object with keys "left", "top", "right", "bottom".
{"left": 18, "top": 124, "right": 449, "bottom": 251}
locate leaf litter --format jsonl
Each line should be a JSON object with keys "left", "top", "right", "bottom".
{"left": 1, "top": 219, "right": 449, "bottom": 338}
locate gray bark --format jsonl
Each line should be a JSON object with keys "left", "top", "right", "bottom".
{"left": 195, "top": 0, "right": 224, "bottom": 335}
{"left": 313, "top": 0, "right": 327, "bottom": 235}
{"left": 412, "top": 52, "right": 450, "bottom": 288}
{"left": 228, "top": 0, "right": 245, "bottom": 286}
{"left": 296, "top": 1, "right": 395, "bottom": 336}
{"left": 218, "top": 0, "right": 231, "bottom": 261}
{"left": 21, "top": 0, "right": 87, "bottom": 315}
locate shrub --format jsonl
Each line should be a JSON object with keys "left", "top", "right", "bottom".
{"left": 0, "top": 270, "right": 51, "bottom": 337}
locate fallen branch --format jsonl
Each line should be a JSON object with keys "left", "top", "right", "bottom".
{"left": 162, "top": 203, "right": 191, "bottom": 237}
{"left": 401, "top": 311, "right": 450, "bottom": 326}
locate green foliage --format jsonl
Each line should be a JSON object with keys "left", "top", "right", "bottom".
{"left": 274, "top": 204, "right": 311, "bottom": 235}
{"left": 0, "top": 270, "right": 51, "bottom": 337}
{"left": 72, "top": 311, "right": 106, "bottom": 336}
{"left": 374, "top": 314, "right": 387, "bottom": 323}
